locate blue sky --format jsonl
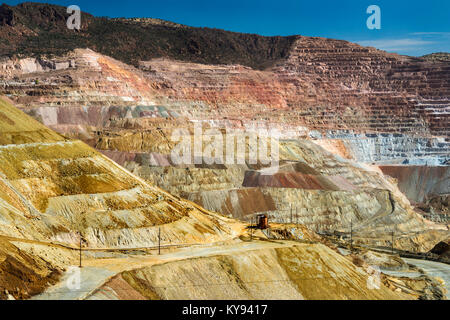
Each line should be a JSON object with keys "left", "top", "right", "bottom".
{"left": 4, "top": 0, "right": 450, "bottom": 56}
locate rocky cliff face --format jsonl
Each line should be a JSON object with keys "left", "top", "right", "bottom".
{"left": 379, "top": 166, "right": 449, "bottom": 204}
{"left": 0, "top": 96, "right": 237, "bottom": 248}
{"left": 2, "top": 42, "right": 447, "bottom": 164}
{"left": 0, "top": 3, "right": 448, "bottom": 300}
{"left": 1, "top": 97, "right": 429, "bottom": 300}
{"left": 0, "top": 45, "right": 447, "bottom": 249}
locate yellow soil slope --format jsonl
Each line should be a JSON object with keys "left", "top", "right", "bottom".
{"left": 0, "top": 97, "right": 64, "bottom": 145}
{"left": 0, "top": 96, "right": 237, "bottom": 248}
{"left": 92, "top": 244, "right": 408, "bottom": 300}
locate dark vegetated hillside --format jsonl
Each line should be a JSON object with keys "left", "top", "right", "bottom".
{"left": 0, "top": 2, "right": 297, "bottom": 69}
{"left": 422, "top": 52, "right": 450, "bottom": 62}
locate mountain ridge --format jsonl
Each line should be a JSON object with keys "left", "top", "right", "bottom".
{"left": 422, "top": 52, "right": 450, "bottom": 62}
{"left": 0, "top": 2, "right": 299, "bottom": 69}
{"left": 3, "top": 2, "right": 445, "bottom": 69}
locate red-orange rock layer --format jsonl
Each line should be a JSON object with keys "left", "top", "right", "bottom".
{"left": 242, "top": 171, "right": 357, "bottom": 191}
{"left": 379, "top": 165, "right": 449, "bottom": 203}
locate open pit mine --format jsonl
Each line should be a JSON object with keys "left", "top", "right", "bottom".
{"left": 0, "top": 3, "right": 448, "bottom": 301}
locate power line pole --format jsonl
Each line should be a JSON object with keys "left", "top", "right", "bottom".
{"left": 290, "top": 205, "right": 293, "bottom": 225}
{"left": 158, "top": 227, "right": 161, "bottom": 255}
{"left": 391, "top": 231, "right": 394, "bottom": 254}
{"left": 350, "top": 220, "right": 353, "bottom": 252}
{"left": 79, "top": 232, "right": 82, "bottom": 268}
{"left": 250, "top": 216, "right": 253, "bottom": 241}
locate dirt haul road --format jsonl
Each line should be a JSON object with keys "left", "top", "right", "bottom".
{"left": 404, "top": 258, "right": 450, "bottom": 299}
{"left": 31, "top": 240, "right": 300, "bottom": 300}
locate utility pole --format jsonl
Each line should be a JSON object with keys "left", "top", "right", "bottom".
{"left": 250, "top": 216, "right": 253, "bottom": 241}
{"left": 158, "top": 227, "right": 161, "bottom": 255}
{"left": 391, "top": 231, "right": 394, "bottom": 254}
{"left": 79, "top": 232, "right": 82, "bottom": 268}
{"left": 350, "top": 220, "right": 353, "bottom": 252}
{"left": 290, "top": 205, "right": 293, "bottom": 225}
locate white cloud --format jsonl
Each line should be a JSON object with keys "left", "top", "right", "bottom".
{"left": 409, "top": 32, "right": 450, "bottom": 36}
{"left": 356, "top": 38, "right": 434, "bottom": 52}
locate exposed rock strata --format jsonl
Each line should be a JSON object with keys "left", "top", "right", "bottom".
{"left": 379, "top": 165, "right": 449, "bottom": 204}
{"left": 0, "top": 97, "right": 236, "bottom": 250}
{"left": 89, "top": 244, "right": 408, "bottom": 300}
